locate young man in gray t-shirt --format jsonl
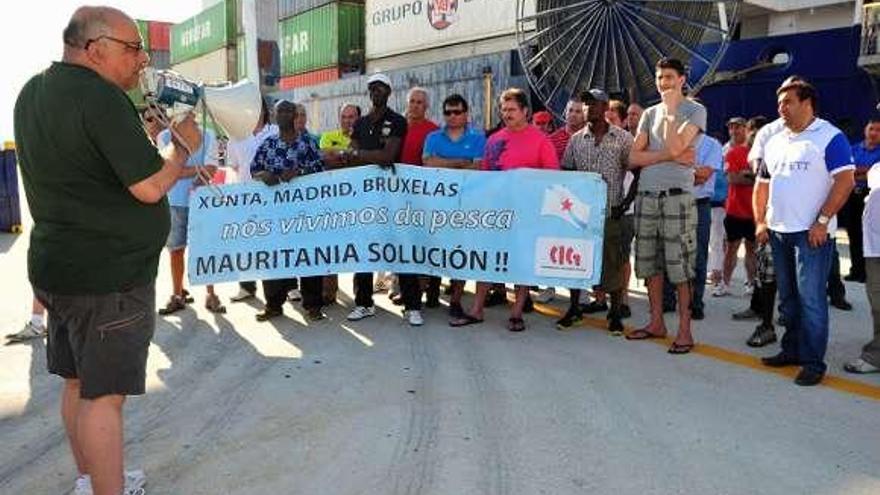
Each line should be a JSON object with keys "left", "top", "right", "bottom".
{"left": 627, "top": 58, "right": 706, "bottom": 355}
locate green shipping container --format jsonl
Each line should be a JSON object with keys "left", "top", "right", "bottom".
{"left": 279, "top": 2, "right": 364, "bottom": 76}
{"left": 136, "top": 19, "right": 150, "bottom": 51}
{"left": 171, "top": 0, "right": 236, "bottom": 64}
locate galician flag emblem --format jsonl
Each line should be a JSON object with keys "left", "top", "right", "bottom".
{"left": 540, "top": 184, "right": 591, "bottom": 230}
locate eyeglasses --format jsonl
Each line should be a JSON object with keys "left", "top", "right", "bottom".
{"left": 84, "top": 35, "right": 144, "bottom": 53}
{"left": 443, "top": 109, "right": 465, "bottom": 116}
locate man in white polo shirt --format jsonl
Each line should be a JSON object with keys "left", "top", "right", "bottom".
{"left": 753, "top": 77, "right": 855, "bottom": 386}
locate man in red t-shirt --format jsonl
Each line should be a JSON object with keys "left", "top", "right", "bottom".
{"left": 400, "top": 87, "right": 439, "bottom": 166}
{"left": 719, "top": 143, "right": 757, "bottom": 296}
{"left": 399, "top": 87, "right": 441, "bottom": 306}
{"left": 548, "top": 97, "right": 586, "bottom": 161}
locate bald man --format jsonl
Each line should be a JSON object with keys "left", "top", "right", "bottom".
{"left": 14, "top": 7, "right": 202, "bottom": 495}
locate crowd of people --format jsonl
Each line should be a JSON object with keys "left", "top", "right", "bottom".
{"left": 7, "top": 6, "right": 880, "bottom": 495}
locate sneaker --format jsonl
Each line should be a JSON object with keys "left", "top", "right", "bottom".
{"left": 230, "top": 288, "right": 255, "bottom": 302}
{"left": 533, "top": 287, "right": 556, "bottom": 303}
{"left": 347, "top": 306, "right": 375, "bottom": 321}
{"left": 287, "top": 289, "right": 302, "bottom": 302}
{"left": 732, "top": 308, "right": 760, "bottom": 321}
{"left": 743, "top": 281, "right": 754, "bottom": 296}
{"left": 580, "top": 300, "right": 608, "bottom": 314}
{"left": 555, "top": 308, "right": 582, "bottom": 330}
{"left": 746, "top": 324, "right": 777, "bottom": 348}
{"left": 5, "top": 321, "right": 47, "bottom": 342}
{"left": 843, "top": 358, "right": 880, "bottom": 374}
{"left": 405, "top": 310, "right": 424, "bottom": 326}
{"left": 711, "top": 283, "right": 730, "bottom": 297}
{"left": 305, "top": 308, "right": 326, "bottom": 322}
{"left": 74, "top": 469, "right": 146, "bottom": 495}
{"left": 607, "top": 316, "right": 624, "bottom": 336}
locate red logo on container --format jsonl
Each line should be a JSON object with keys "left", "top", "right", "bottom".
{"left": 427, "top": 0, "right": 458, "bottom": 30}
{"left": 548, "top": 244, "right": 582, "bottom": 267}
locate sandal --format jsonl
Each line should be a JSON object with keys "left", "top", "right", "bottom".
{"left": 625, "top": 329, "right": 666, "bottom": 340}
{"left": 668, "top": 342, "right": 695, "bottom": 355}
{"left": 205, "top": 294, "right": 227, "bottom": 314}
{"left": 450, "top": 313, "right": 484, "bottom": 327}
{"left": 158, "top": 295, "right": 187, "bottom": 315}
{"left": 507, "top": 317, "right": 526, "bottom": 332}
{"left": 181, "top": 289, "right": 195, "bottom": 304}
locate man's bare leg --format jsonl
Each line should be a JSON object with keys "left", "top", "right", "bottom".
{"left": 61, "top": 379, "right": 87, "bottom": 475}
{"left": 170, "top": 249, "right": 185, "bottom": 296}
{"left": 465, "top": 282, "right": 491, "bottom": 320}
{"left": 510, "top": 285, "right": 530, "bottom": 319}
{"left": 636, "top": 274, "right": 667, "bottom": 335}
{"left": 675, "top": 281, "right": 694, "bottom": 345}
{"left": 78, "top": 395, "right": 126, "bottom": 495}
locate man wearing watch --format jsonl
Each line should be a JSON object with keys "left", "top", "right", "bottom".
{"left": 753, "top": 77, "right": 855, "bottom": 386}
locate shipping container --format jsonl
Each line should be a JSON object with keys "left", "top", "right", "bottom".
{"left": 278, "top": 67, "right": 342, "bottom": 89}
{"left": 365, "top": 0, "right": 535, "bottom": 60}
{"left": 172, "top": 47, "right": 237, "bottom": 83}
{"left": 136, "top": 19, "right": 150, "bottom": 50}
{"left": 278, "top": 0, "right": 364, "bottom": 21}
{"left": 279, "top": 2, "right": 364, "bottom": 76}
{"left": 148, "top": 21, "right": 172, "bottom": 51}
{"left": 0, "top": 145, "right": 22, "bottom": 233}
{"left": 271, "top": 50, "right": 526, "bottom": 134}
{"left": 171, "top": 0, "right": 236, "bottom": 64}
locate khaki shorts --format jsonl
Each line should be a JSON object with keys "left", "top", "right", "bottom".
{"left": 634, "top": 191, "right": 697, "bottom": 284}
{"left": 599, "top": 215, "right": 625, "bottom": 293}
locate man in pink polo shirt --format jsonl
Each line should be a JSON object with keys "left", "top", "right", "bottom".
{"left": 451, "top": 87, "right": 559, "bottom": 332}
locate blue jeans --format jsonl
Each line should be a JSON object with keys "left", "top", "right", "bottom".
{"left": 770, "top": 230, "right": 833, "bottom": 373}
{"left": 663, "top": 199, "right": 711, "bottom": 310}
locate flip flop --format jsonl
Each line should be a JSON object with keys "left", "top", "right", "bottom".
{"left": 507, "top": 317, "right": 526, "bottom": 332}
{"left": 450, "top": 314, "right": 484, "bottom": 327}
{"left": 668, "top": 342, "right": 695, "bottom": 355}
{"left": 625, "top": 329, "right": 667, "bottom": 340}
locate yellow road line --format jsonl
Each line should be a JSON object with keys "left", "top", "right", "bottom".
{"left": 533, "top": 303, "right": 880, "bottom": 401}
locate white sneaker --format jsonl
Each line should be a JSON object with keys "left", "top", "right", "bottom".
{"left": 5, "top": 321, "right": 47, "bottom": 342}
{"left": 711, "top": 283, "right": 730, "bottom": 297}
{"left": 405, "top": 310, "right": 424, "bottom": 326}
{"left": 347, "top": 306, "right": 375, "bottom": 321}
{"left": 287, "top": 289, "right": 302, "bottom": 302}
{"left": 743, "top": 281, "right": 754, "bottom": 296}
{"left": 533, "top": 287, "right": 556, "bottom": 303}
{"left": 74, "top": 470, "right": 146, "bottom": 495}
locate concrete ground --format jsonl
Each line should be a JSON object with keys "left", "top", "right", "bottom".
{"left": 2, "top": 205, "right": 880, "bottom": 494}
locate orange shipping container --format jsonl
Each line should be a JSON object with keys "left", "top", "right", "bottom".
{"left": 148, "top": 21, "right": 172, "bottom": 51}
{"left": 278, "top": 67, "right": 340, "bottom": 90}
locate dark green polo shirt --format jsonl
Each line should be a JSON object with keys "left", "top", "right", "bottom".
{"left": 14, "top": 62, "right": 168, "bottom": 294}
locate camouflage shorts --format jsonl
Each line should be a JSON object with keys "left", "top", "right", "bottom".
{"left": 634, "top": 191, "right": 697, "bottom": 284}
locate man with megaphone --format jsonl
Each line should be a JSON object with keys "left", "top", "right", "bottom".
{"left": 13, "top": 6, "right": 202, "bottom": 495}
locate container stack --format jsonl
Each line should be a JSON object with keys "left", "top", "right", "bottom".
{"left": 278, "top": 1, "right": 365, "bottom": 90}
{"left": 170, "top": 0, "right": 238, "bottom": 83}
{"left": 136, "top": 19, "right": 172, "bottom": 70}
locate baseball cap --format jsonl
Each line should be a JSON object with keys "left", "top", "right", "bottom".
{"left": 581, "top": 88, "right": 609, "bottom": 103}
{"left": 533, "top": 111, "right": 553, "bottom": 126}
{"left": 366, "top": 73, "right": 392, "bottom": 89}
{"left": 727, "top": 117, "right": 747, "bottom": 126}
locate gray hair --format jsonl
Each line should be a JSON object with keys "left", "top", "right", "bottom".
{"left": 63, "top": 7, "right": 116, "bottom": 48}
{"left": 407, "top": 87, "right": 429, "bottom": 105}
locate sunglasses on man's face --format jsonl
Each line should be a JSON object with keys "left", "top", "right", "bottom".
{"left": 443, "top": 109, "right": 465, "bottom": 116}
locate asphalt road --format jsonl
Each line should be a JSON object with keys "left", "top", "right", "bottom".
{"left": 2, "top": 216, "right": 879, "bottom": 494}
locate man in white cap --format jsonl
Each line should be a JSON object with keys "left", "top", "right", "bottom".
{"left": 326, "top": 73, "right": 427, "bottom": 326}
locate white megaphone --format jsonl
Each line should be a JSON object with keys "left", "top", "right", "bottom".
{"left": 139, "top": 67, "right": 261, "bottom": 142}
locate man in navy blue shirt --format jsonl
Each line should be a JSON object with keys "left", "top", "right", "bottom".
{"left": 842, "top": 117, "right": 880, "bottom": 282}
